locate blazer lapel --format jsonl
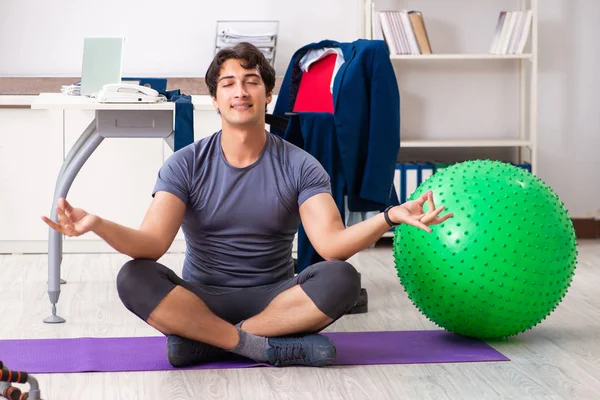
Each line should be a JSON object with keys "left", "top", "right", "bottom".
{"left": 332, "top": 43, "right": 356, "bottom": 110}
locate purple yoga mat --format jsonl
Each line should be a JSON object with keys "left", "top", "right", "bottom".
{"left": 0, "top": 331, "right": 508, "bottom": 373}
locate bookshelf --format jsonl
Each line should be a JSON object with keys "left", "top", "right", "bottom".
{"left": 390, "top": 53, "right": 532, "bottom": 60}
{"left": 401, "top": 139, "right": 532, "bottom": 148}
{"left": 361, "top": 0, "right": 538, "bottom": 175}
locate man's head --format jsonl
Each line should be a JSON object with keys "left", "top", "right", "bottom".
{"left": 205, "top": 42, "right": 276, "bottom": 127}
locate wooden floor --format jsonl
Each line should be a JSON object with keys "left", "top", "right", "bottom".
{"left": 1, "top": 240, "right": 599, "bottom": 400}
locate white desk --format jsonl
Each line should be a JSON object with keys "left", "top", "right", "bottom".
{"left": 32, "top": 93, "right": 215, "bottom": 323}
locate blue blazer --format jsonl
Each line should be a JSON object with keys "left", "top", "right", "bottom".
{"left": 273, "top": 39, "right": 400, "bottom": 212}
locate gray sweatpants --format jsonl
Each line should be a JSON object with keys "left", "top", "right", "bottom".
{"left": 116, "top": 259, "right": 361, "bottom": 327}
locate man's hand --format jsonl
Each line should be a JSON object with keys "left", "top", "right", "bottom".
{"left": 388, "top": 190, "right": 453, "bottom": 233}
{"left": 41, "top": 197, "right": 100, "bottom": 237}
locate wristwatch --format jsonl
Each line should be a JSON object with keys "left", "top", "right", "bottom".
{"left": 383, "top": 205, "right": 399, "bottom": 227}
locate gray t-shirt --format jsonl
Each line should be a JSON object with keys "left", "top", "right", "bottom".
{"left": 153, "top": 130, "right": 331, "bottom": 287}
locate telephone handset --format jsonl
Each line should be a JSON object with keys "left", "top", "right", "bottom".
{"left": 96, "top": 83, "right": 163, "bottom": 103}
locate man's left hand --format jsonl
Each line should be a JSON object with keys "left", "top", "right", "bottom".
{"left": 388, "top": 190, "right": 453, "bottom": 233}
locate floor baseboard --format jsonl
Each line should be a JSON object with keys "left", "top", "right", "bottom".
{"left": 1, "top": 219, "right": 597, "bottom": 256}
{"left": 572, "top": 218, "right": 600, "bottom": 239}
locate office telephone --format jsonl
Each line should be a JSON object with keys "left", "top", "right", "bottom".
{"left": 95, "top": 83, "right": 164, "bottom": 103}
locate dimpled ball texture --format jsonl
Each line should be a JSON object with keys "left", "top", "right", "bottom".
{"left": 393, "top": 160, "right": 578, "bottom": 339}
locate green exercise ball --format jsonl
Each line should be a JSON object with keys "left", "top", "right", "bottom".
{"left": 393, "top": 160, "right": 578, "bottom": 339}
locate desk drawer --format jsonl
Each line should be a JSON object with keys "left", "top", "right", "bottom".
{"left": 96, "top": 110, "right": 173, "bottom": 138}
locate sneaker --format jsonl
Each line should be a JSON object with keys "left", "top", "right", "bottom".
{"left": 166, "top": 335, "right": 226, "bottom": 367}
{"left": 266, "top": 334, "right": 336, "bottom": 367}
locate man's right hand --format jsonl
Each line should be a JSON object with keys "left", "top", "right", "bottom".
{"left": 42, "top": 197, "right": 100, "bottom": 237}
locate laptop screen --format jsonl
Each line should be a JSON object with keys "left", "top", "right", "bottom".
{"left": 80, "top": 37, "right": 124, "bottom": 97}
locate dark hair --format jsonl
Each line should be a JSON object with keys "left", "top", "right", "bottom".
{"left": 205, "top": 42, "right": 276, "bottom": 98}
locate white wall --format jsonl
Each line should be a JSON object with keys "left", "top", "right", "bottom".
{"left": 537, "top": 0, "right": 599, "bottom": 218}
{"left": 0, "top": 0, "right": 361, "bottom": 76}
{"left": 0, "top": 0, "right": 597, "bottom": 216}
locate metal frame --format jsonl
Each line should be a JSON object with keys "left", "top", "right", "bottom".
{"left": 44, "top": 109, "right": 175, "bottom": 323}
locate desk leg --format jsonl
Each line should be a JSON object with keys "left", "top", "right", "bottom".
{"left": 164, "top": 132, "right": 175, "bottom": 151}
{"left": 45, "top": 124, "right": 104, "bottom": 324}
{"left": 50, "top": 120, "right": 97, "bottom": 286}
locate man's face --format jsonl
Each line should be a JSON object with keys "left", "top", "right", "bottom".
{"left": 212, "top": 58, "right": 272, "bottom": 128}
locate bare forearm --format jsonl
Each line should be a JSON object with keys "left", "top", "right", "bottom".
{"left": 302, "top": 191, "right": 450, "bottom": 263}
{"left": 322, "top": 213, "right": 392, "bottom": 261}
{"left": 92, "top": 217, "right": 164, "bottom": 260}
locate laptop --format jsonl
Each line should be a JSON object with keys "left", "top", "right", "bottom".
{"left": 80, "top": 37, "right": 125, "bottom": 97}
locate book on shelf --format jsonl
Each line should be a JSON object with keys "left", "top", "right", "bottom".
{"left": 489, "top": 10, "right": 533, "bottom": 54}
{"left": 372, "top": 7, "right": 532, "bottom": 57}
{"left": 373, "top": 8, "right": 432, "bottom": 55}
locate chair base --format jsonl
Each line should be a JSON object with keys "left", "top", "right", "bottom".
{"left": 346, "top": 288, "right": 368, "bottom": 314}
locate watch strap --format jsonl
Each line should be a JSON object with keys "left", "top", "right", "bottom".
{"left": 383, "top": 205, "right": 398, "bottom": 227}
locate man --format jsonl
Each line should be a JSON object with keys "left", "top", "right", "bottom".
{"left": 42, "top": 42, "right": 452, "bottom": 368}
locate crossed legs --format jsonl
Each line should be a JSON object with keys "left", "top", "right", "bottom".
{"left": 116, "top": 259, "right": 360, "bottom": 353}
{"left": 144, "top": 283, "right": 333, "bottom": 350}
